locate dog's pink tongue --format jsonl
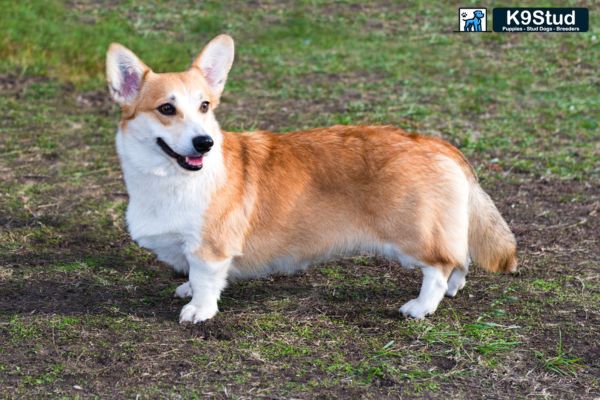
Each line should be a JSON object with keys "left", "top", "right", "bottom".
{"left": 186, "top": 156, "right": 203, "bottom": 166}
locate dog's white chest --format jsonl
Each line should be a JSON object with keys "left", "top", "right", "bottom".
{"left": 116, "top": 130, "right": 226, "bottom": 261}
{"left": 123, "top": 169, "right": 209, "bottom": 256}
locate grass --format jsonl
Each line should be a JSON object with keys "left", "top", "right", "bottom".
{"left": 535, "top": 330, "right": 584, "bottom": 376}
{"left": 1, "top": 0, "right": 599, "bottom": 398}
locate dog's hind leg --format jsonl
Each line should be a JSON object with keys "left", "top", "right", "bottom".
{"left": 400, "top": 265, "right": 452, "bottom": 319}
{"left": 398, "top": 164, "right": 469, "bottom": 317}
{"left": 174, "top": 281, "right": 192, "bottom": 298}
{"left": 445, "top": 266, "right": 467, "bottom": 297}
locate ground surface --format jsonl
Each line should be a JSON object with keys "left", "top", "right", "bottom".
{"left": 0, "top": 1, "right": 599, "bottom": 399}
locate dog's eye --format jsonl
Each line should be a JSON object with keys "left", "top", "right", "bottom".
{"left": 200, "top": 101, "right": 210, "bottom": 113}
{"left": 157, "top": 103, "right": 176, "bottom": 116}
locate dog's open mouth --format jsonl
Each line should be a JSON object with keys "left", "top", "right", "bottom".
{"left": 156, "top": 138, "right": 204, "bottom": 171}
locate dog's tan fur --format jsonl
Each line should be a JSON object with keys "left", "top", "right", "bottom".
{"left": 198, "top": 126, "right": 516, "bottom": 277}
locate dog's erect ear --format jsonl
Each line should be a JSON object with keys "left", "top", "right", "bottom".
{"left": 192, "top": 34, "right": 234, "bottom": 99}
{"left": 106, "top": 43, "right": 149, "bottom": 106}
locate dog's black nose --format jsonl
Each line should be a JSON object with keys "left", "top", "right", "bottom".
{"left": 192, "top": 136, "right": 214, "bottom": 153}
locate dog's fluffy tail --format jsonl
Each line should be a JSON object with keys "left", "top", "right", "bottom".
{"left": 468, "top": 183, "right": 517, "bottom": 273}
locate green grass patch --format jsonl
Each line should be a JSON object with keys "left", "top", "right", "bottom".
{"left": 531, "top": 279, "right": 562, "bottom": 292}
{"left": 7, "top": 316, "right": 41, "bottom": 344}
{"left": 48, "top": 315, "right": 80, "bottom": 331}
{"left": 534, "top": 330, "right": 584, "bottom": 376}
{"left": 22, "top": 363, "right": 65, "bottom": 386}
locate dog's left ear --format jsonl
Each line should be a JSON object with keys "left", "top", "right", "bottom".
{"left": 192, "top": 34, "right": 235, "bottom": 99}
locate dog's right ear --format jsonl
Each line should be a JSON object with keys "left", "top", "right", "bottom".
{"left": 106, "top": 43, "right": 149, "bottom": 106}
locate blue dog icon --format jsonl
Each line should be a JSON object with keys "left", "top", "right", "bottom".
{"left": 463, "top": 10, "right": 485, "bottom": 31}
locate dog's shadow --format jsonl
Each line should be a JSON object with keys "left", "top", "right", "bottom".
{"left": 0, "top": 217, "right": 419, "bottom": 324}
{"left": 1, "top": 254, "right": 419, "bottom": 325}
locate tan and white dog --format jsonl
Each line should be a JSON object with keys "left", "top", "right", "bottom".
{"left": 106, "top": 34, "right": 517, "bottom": 324}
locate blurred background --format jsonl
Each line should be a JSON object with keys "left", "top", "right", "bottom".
{"left": 0, "top": 1, "right": 598, "bottom": 398}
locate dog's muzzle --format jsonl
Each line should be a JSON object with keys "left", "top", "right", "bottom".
{"left": 156, "top": 137, "right": 210, "bottom": 171}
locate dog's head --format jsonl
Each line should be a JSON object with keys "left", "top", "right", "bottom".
{"left": 106, "top": 35, "right": 234, "bottom": 175}
{"left": 473, "top": 10, "right": 484, "bottom": 19}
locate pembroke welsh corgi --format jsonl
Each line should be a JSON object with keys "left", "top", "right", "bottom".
{"left": 106, "top": 34, "right": 517, "bottom": 324}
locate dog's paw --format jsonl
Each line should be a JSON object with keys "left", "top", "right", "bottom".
{"left": 174, "top": 281, "right": 192, "bottom": 298}
{"left": 179, "top": 302, "right": 218, "bottom": 324}
{"left": 399, "top": 299, "right": 436, "bottom": 319}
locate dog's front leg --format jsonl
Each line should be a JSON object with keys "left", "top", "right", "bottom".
{"left": 179, "top": 256, "right": 231, "bottom": 324}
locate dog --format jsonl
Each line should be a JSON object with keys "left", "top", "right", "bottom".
{"left": 106, "top": 34, "right": 517, "bottom": 324}
{"left": 463, "top": 10, "right": 485, "bottom": 31}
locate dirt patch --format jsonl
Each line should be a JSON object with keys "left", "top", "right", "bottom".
{"left": 0, "top": 74, "right": 51, "bottom": 93}
{"left": 493, "top": 176, "right": 600, "bottom": 272}
{"left": 75, "top": 90, "right": 115, "bottom": 113}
